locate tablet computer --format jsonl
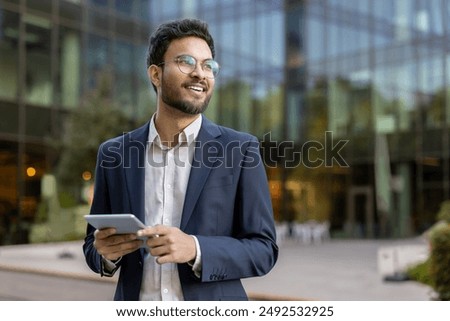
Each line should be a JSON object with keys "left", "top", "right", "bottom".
{"left": 84, "top": 213, "right": 147, "bottom": 235}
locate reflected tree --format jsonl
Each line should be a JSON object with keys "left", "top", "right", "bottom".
{"left": 55, "top": 72, "right": 146, "bottom": 194}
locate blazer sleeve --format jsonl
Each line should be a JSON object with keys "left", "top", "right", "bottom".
{"left": 83, "top": 142, "right": 116, "bottom": 276}
{"left": 196, "top": 137, "right": 279, "bottom": 282}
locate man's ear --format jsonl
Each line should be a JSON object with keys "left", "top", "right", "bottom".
{"left": 148, "top": 65, "right": 161, "bottom": 88}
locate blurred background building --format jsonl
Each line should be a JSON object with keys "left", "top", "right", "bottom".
{"left": 0, "top": 0, "right": 449, "bottom": 244}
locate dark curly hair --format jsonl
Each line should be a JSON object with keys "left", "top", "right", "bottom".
{"left": 146, "top": 19, "right": 215, "bottom": 90}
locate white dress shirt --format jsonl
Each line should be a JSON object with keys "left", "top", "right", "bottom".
{"left": 139, "top": 114, "right": 203, "bottom": 301}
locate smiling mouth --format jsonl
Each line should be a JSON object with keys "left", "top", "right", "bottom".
{"left": 186, "top": 85, "right": 205, "bottom": 93}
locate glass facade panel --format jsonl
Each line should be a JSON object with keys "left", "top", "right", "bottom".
{"left": 420, "top": 187, "right": 445, "bottom": 231}
{"left": 86, "top": 34, "right": 111, "bottom": 90}
{"left": 89, "top": 0, "right": 108, "bottom": 7}
{"left": 150, "top": 0, "right": 181, "bottom": 23}
{"left": 417, "top": 0, "right": 445, "bottom": 37}
{"left": 447, "top": 54, "right": 450, "bottom": 125}
{"left": 135, "top": 44, "right": 155, "bottom": 120}
{"left": 0, "top": 101, "right": 18, "bottom": 134}
{"left": 114, "top": 41, "right": 134, "bottom": 116}
{"left": 286, "top": 3, "right": 306, "bottom": 142}
{"left": 26, "top": 0, "right": 52, "bottom": 14}
{"left": 0, "top": 9, "right": 19, "bottom": 101}
{"left": 115, "top": 0, "right": 133, "bottom": 15}
{"left": 236, "top": 16, "right": 255, "bottom": 76}
{"left": 0, "top": 0, "right": 154, "bottom": 245}
{"left": 0, "top": 140, "right": 18, "bottom": 245}
{"left": 59, "top": 27, "right": 81, "bottom": 109}
{"left": 25, "top": 14, "right": 52, "bottom": 106}
{"left": 306, "top": 17, "right": 325, "bottom": 63}
{"left": 59, "top": 0, "right": 82, "bottom": 23}
{"left": 25, "top": 105, "right": 51, "bottom": 137}
{"left": 136, "top": 0, "right": 151, "bottom": 21}
{"left": 88, "top": 9, "right": 109, "bottom": 33}
{"left": 447, "top": 1, "right": 450, "bottom": 31}
{"left": 2, "top": 0, "right": 450, "bottom": 244}
{"left": 399, "top": 0, "right": 417, "bottom": 40}
{"left": 267, "top": 11, "right": 285, "bottom": 69}
{"left": 420, "top": 55, "right": 445, "bottom": 129}
{"left": 115, "top": 15, "right": 135, "bottom": 39}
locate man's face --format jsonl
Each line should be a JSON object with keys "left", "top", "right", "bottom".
{"left": 158, "top": 37, "right": 215, "bottom": 115}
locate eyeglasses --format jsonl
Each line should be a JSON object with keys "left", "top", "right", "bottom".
{"left": 158, "top": 54, "right": 220, "bottom": 79}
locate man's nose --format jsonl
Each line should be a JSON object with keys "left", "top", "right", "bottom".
{"left": 190, "top": 63, "right": 206, "bottom": 79}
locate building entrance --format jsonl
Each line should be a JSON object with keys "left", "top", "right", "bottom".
{"left": 346, "top": 186, "right": 375, "bottom": 238}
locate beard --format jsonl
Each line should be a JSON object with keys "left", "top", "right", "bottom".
{"left": 160, "top": 77, "right": 212, "bottom": 115}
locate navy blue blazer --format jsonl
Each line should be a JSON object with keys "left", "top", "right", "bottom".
{"left": 83, "top": 117, "right": 278, "bottom": 300}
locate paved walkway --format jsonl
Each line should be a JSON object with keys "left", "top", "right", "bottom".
{"left": 0, "top": 237, "right": 435, "bottom": 301}
{"left": 243, "top": 237, "right": 434, "bottom": 300}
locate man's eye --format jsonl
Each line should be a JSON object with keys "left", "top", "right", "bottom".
{"left": 179, "top": 56, "right": 195, "bottom": 66}
{"left": 204, "top": 62, "right": 213, "bottom": 71}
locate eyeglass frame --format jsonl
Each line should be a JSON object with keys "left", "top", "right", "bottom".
{"left": 157, "top": 54, "right": 220, "bottom": 79}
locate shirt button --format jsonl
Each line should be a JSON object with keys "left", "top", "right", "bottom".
{"left": 163, "top": 289, "right": 169, "bottom": 294}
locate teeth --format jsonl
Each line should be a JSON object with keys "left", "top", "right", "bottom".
{"left": 188, "top": 86, "right": 203, "bottom": 92}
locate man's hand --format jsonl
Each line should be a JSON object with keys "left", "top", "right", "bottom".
{"left": 93, "top": 228, "right": 143, "bottom": 261}
{"left": 137, "top": 225, "right": 196, "bottom": 264}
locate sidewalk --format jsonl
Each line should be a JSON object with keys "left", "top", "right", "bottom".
{"left": 0, "top": 237, "right": 435, "bottom": 300}
{"left": 243, "top": 237, "right": 434, "bottom": 300}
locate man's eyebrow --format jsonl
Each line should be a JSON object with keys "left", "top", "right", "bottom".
{"left": 176, "top": 54, "right": 214, "bottom": 61}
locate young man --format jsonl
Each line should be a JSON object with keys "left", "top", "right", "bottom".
{"left": 83, "top": 18, "right": 278, "bottom": 301}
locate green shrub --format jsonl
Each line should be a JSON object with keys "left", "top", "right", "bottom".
{"left": 436, "top": 200, "right": 450, "bottom": 223}
{"left": 413, "top": 200, "right": 450, "bottom": 300}
{"left": 59, "top": 191, "right": 77, "bottom": 209}
{"left": 429, "top": 223, "right": 450, "bottom": 301}
{"left": 407, "top": 259, "right": 433, "bottom": 288}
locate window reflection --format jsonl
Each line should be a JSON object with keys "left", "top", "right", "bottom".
{"left": 447, "top": 54, "right": 450, "bottom": 125}
{"left": 88, "top": 9, "right": 109, "bottom": 32}
{"left": 87, "top": 34, "right": 111, "bottom": 91}
{"left": 115, "top": 0, "right": 133, "bottom": 14}
{"left": 0, "top": 9, "right": 19, "bottom": 100}
{"left": 114, "top": 41, "right": 134, "bottom": 116}
{"left": 135, "top": 44, "right": 154, "bottom": 119}
{"left": 59, "top": 0, "right": 82, "bottom": 23}
{"left": 89, "top": 0, "right": 108, "bottom": 7}
{"left": 59, "top": 27, "right": 81, "bottom": 109}
{"left": 0, "top": 101, "right": 18, "bottom": 134}
{"left": 26, "top": 0, "right": 52, "bottom": 14}
{"left": 25, "top": 14, "right": 52, "bottom": 106}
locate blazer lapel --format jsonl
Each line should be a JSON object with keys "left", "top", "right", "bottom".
{"left": 180, "top": 118, "right": 221, "bottom": 230}
{"left": 123, "top": 122, "right": 149, "bottom": 224}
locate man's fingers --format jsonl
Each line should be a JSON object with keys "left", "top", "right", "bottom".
{"left": 94, "top": 228, "right": 117, "bottom": 239}
{"left": 155, "top": 255, "right": 170, "bottom": 265}
{"left": 145, "top": 234, "right": 165, "bottom": 248}
{"left": 148, "top": 242, "right": 169, "bottom": 257}
{"left": 95, "top": 230, "right": 137, "bottom": 245}
{"left": 137, "top": 225, "right": 166, "bottom": 238}
{"left": 98, "top": 239, "right": 143, "bottom": 258}
{"left": 94, "top": 230, "right": 140, "bottom": 256}
{"left": 147, "top": 233, "right": 196, "bottom": 264}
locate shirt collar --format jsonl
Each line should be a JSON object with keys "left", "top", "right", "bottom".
{"left": 148, "top": 114, "right": 203, "bottom": 148}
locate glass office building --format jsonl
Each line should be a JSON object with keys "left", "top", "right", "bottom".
{"left": 0, "top": 0, "right": 153, "bottom": 243}
{"left": 1, "top": 0, "right": 449, "bottom": 244}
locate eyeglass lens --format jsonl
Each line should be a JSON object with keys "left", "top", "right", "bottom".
{"left": 176, "top": 55, "right": 219, "bottom": 78}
